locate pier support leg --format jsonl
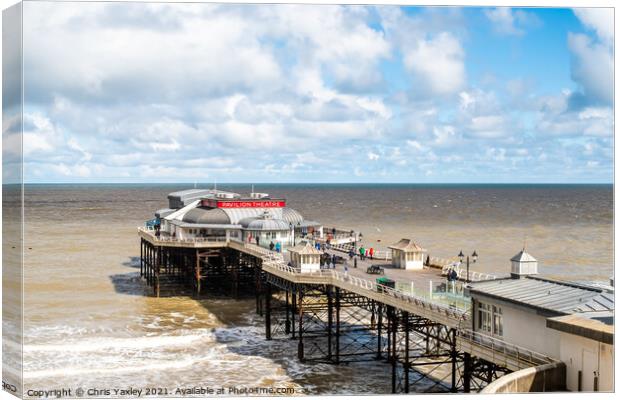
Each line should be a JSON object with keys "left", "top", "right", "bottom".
{"left": 404, "top": 311, "right": 410, "bottom": 394}
{"left": 140, "top": 238, "right": 143, "bottom": 278}
{"left": 155, "top": 246, "right": 161, "bottom": 298}
{"left": 386, "top": 309, "right": 392, "bottom": 362}
{"left": 255, "top": 267, "right": 263, "bottom": 316}
{"left": 194, "top": 250, "right": 201, "bottom": 298}
{"left": 451, "top": 329, "right": 457, "bottom": 393}
{"left": 297, "top": 290, "right": 304, "bottom": 361}
{"left": 265, "top": 282, "right": 272, "bottom": 340}
{"left": 335, "top": 287, "right": 341, "bottom": 365}
{"left": 390, "top": 307, "right": 397, "bottom": 394}
{"left": 376, "top": 304, "right": 383, "bottom": 360}
{"left": 463, "top": 353, "right": 472, "bottom": 393}
{"left": 232, "top": 263, "right": 239, "bottom": 299}
{"left": 327, "top": 287, "right": 333, "bottom": 361}
{"left": 291, "top": 291, "right": 296, "bottom": 339}
{"left": 285, "top": 291, "right": 291, "bottom": 335}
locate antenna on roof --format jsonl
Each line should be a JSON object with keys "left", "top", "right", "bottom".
{"left": 523, "top": 235, "right": 527, "bottom": 252}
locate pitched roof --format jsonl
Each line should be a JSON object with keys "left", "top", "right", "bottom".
{"left": 289, "top": 242, "right": 322, "bottom": 255}
{"left": 388, "top": 238, "right": 426, "bottom": 252}
{"left": 467, "top": 276, "right": 614, "bottom": 315}
{"left": 510, "top": 250, "right": 537, "bottom": 263}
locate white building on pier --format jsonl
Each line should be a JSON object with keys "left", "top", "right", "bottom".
{"left": 150, "top": 188, "right": 322, "bottom": 249}
{"left": 466, "top": 249, "right": 614, "bottom": 392}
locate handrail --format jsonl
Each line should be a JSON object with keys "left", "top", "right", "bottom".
{"left": 457, "top": 329, "right": 556, "bottom": 366}
{"left": 139, "top": 227, "right": 230, "bottom": 244}
{"left": 441, "top": 261, "right": 497, "bottom": 282}
{"left": 260, "top": 253, "right": 470, "bottom": 320}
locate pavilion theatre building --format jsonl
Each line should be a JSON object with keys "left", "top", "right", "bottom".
{"left": 150, "top": 188, "right": 322, "bottom": 249}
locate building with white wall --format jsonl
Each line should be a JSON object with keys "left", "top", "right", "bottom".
{"left": 149, "top": 188, "right": 322, "bottom": 249}
{"left": 466, "top": 249, "right": 614, "bottom": 392}
{"left": 547, "top": 311, "right": 613, "bottom": 392}
{"left": 388, "top": 239, "right": 426, "bottom": 270}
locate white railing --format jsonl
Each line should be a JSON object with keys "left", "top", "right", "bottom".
{"left": 260, "top": 255, "right": 470, "bottom": 320}
{"left": 458, "top": 329, "right": 556, "bottom": 366}
{"left": 441, "top": 261, "right": 497, "bottom": 282}
{"left": 431, "top": 256, "right": 458, "bottom": 268}
{"left": 139, "top": 227, "right": 230, "bottom": 244}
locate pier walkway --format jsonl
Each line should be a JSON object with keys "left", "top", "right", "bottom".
{"left": 139, "top": 227, "right": 556, "bottom": 375}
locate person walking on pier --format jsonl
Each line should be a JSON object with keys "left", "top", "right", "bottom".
{"left": 269, "top": 241, "right": 275, "bottom": 251}
{"left": 255, "top": 236, "right": 260, "bottom": 246}
{"left": 348, "top": 248, "right": 354, "bottom": 259}
{"left": 359, "top": 246, "right": 365, "bottom": 260}
{"left": 364, "top": 248, "right": 369, "bottom": 259}
{"left": 369, "top": 247, "right": 374, "bottom": 260}
{"left": 275, "top": 242, "right": 281, "bottom": 253}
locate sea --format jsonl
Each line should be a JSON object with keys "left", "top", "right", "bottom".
{"left": 3, "top": 183, "right": 614, "bottom": 395}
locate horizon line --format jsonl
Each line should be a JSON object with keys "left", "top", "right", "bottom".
{"left": 10, "top": 181, "right": 614, "bottom": 185}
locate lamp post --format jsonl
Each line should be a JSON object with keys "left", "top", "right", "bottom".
{"left": 458, "top": 250, "right": 478, "bottom": 283}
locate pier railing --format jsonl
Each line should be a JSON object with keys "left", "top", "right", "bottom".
{"left": 138, "top": 227, "right": 230, "bottom": 245}
{"left": 260, "top": 257, "right": 471, "bottom": 325}
{"left": 457, "top": 329, "right": 556, "bottom": 368}
{"left": 441, "top": 261, "right": 497, "bottom": 282}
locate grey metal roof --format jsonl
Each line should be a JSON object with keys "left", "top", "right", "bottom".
{"left": 246, "top": 218, "right": 290, "bottom": 231}
{"left": 468, "top": 276, "right": 614, "bottom": 315}
{"left": 220, "top": 207, "right": 284, "bottom": 224}
{"left": 182, "top": 207, "right": 231, "bottom": 225}
{"left": 282, "top": 207, "right": 304, "bottom": 224}
{"left": 170, "top": 221, "right": 242, "bottom": 229}
{"left": 155, "top": 208, "right": 175, "bottom": 218}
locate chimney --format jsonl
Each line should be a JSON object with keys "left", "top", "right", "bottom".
{"left": 510, "top": 249, "right": 538, "bottom": 278}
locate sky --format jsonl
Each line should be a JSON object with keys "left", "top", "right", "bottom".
{"left": 4, "top": 3, "right": 615, "bottom": 183}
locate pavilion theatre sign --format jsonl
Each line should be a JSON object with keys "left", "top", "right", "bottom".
{"left": 202, "top": 199, "right": 286, "bottom": 208}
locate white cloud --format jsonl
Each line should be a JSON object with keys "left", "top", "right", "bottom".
{"left": 484, "top": 8, "right": 524, "bottom": 36}
{"left": 568, "top": 33, "right": 613, "bottom": 104}
{"left": 573, "top": 8, "right": 613, "bottom": 45}
{"left": 367, "top": 152, "right": 380, "bottom": 161}
{"left": 484, "top": 8, "right": 541, "bottom": 36}
{"left": 403, "top": 32, "right": 465, "bottom": 96}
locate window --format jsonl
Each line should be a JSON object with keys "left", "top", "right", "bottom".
{"left": 493, "top": 305, "right": 503, "bottom": 336}
{"left": 477, "top": 302, "right": 492, "bottom": 333}
{"left": 478, "top": 302, "right": 503, "bottom": 336}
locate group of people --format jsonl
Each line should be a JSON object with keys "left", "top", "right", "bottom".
{"left": 446, "top": 267, "right": 459, "bottom": 282}
{"left": 321, "top": 253, "right": 339, "bottom": 270}
{"left": 268, "top": 241, "right": 282, "bottom": 253}
{"left": 349, "top": 246, "right": 374, "bottom": 260}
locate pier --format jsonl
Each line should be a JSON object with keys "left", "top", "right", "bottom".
{"left": 138, "top": 227, "right": 558, "bottom": 393}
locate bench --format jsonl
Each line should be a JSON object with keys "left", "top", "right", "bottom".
{"left": 367, "top": 265, "right": 384, "bottom": 275}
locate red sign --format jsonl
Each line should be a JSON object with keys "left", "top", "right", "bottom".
{"left": 202, "top": 199, "right": 286, "bottom": 208}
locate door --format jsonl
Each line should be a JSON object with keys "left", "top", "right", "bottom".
{"left": 581, "top": 348, "right": 598, "bottom": 391}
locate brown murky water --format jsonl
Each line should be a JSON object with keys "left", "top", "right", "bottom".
{"left": 15, "top": 184, "right": 613, "bottom": 394}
